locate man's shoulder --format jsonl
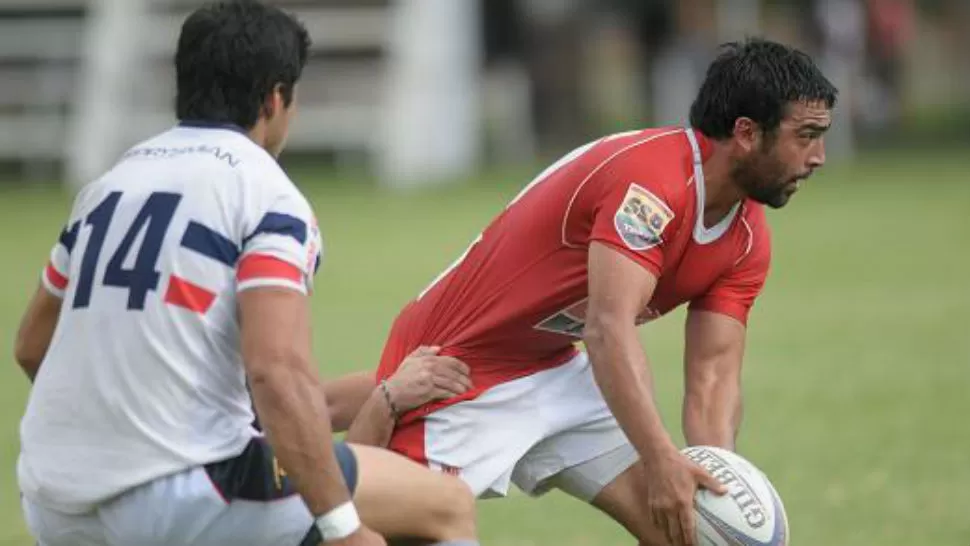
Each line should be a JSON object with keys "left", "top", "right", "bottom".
{"left": 592, "top": 127, "right": 695, "bottom": 192}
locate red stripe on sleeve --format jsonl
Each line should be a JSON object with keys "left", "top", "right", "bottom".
{"left": 164, "top": 275, "right": 216, "bottom": 314}
{"left": 45, "top": 263, "right": 68, "bottom": 290}
{"left": 237, "top": 254, "right": 303, "bottom": 283}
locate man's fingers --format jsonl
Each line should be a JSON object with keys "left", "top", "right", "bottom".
{"left": 679, "top": 506, "right": 696, "bottom": 546}
{"left": 440, "top": 356, "right": 471, "bottom": 377}
{"left": 694, "top": 465, "right": 727, "bottom": 495}
{"left": 409, "top": 345, "right": 441, "bottom": 358}
{"left": 434, "top": 362, "right": 472, "bottom": 390}
{"left": 430, "top": 387, "right": 461, "bottom": 400}
{"left": 432, "top": 375, "right": 468, "bottom": 397}
{"left": 444, "top": 359, "right": 472, "bottom": 390}
{"left": 648, "top": 508, "right": 667, "bottom": 545}
{"left": 665, "top": 512, "right": 685, "bottom": 546}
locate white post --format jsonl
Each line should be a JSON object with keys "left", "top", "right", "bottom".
{"left": 64, "top": 0, "right": 149, "bottom": 191}
{"left": 378, "top": 0, "right": 482, "bottom": 189}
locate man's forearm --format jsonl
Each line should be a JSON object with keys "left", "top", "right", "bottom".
{"left": 345, "top": 387, "right": 396, "bottom": 447}
{"left": 682, "top": 310, "right": 747, "bottom": 452}
{"left": 585, "top": 319, "right": 677, "bottom": 458}
{"left": 325, "top": 372, "right": 377, "bottom": 432}
{"left": 250, "top": 366, "right": 351, "bottom": 516}
{"left": 683, "top": 387, "right": 741, "bottom": 450}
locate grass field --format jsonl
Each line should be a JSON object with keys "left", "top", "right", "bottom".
{"left": 0, "top": 150, "right": 967, "bottom": 545}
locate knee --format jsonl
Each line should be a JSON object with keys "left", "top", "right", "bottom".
{"left": 426, "top": 477, "right": 477, "bottom": 540}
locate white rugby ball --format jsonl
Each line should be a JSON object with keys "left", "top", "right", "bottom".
{"left": 682, "top": 446, "right": 789, "bottom": 546}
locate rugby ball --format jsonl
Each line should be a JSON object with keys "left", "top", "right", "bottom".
{"left": 683, "top": 446, "right": 789, "bottom": 546}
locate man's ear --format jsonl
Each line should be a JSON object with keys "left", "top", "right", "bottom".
{"left": 262, "top": 84, "right": 285, "bottom": 119}
{"left": 731, "top": 117, "right": 761, "bottom": 153}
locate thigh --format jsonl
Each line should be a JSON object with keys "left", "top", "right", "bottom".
{"left": 512, "top": 352, "right": 634, "bottom": 499}
{"left": 21, "top": 495, "right": 106, "bottom": 546}
{"left": 350, "top": 443, "right": 477, "bottom": 541}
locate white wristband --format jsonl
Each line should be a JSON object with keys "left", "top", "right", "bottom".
{"left": 315, "top": 502, "right": 361, "bottom": 542}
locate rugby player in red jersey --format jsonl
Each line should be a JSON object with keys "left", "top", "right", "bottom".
{"left": 335, "top": 38, "right": 837, "bottom": 546}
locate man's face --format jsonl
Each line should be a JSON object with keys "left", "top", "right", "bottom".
{"left": 733, "top": 101, "right": 831, "bottom": 208}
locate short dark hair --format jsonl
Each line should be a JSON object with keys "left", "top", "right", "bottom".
{"left": 689, "top": 38, "right": 838, "bottom": 140}
{"left": 175, "top": 0, "right": 311, "bottom": 129}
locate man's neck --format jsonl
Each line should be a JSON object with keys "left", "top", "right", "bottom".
{"left": 699, "top": 140, "right": 744, "bottom": 227}
{"left": 247, "top": 122, "right": 268, "bottom": 150}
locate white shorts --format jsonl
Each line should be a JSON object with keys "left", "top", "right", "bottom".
{"left": 22, "top": 440, "right": 357, "bottom": 546}
{"left": 394, "top": 352, "right": 638, "bottom": 501}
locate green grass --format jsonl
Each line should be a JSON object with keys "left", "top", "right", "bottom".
{"left": 0, "top": 150, "right": 968, "bottom": 545}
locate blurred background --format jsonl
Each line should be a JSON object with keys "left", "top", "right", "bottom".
{"left": 0, "top": 1, "right": 967, "bottom": 545}
{"left": 0, "top": 0, "right": 966, "bottom": 186}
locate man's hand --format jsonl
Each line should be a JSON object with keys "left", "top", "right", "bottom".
{"left": 640, "top": 447, "right": 727, "bottom": 546}
{"left": 345, "top": 347, "right": 471, "bottom": 447}
{"left": 385, "top": 346, "right": 472, "bottom": 412}
{"left": 322, "top": 525, "right": 386, "bottom": 546}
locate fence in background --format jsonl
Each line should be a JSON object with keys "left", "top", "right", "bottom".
{"left": 0, "top": 0, "right": 483, "bottom": 189}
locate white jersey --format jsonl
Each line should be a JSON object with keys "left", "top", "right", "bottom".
{"left": 18, "top": 122, "right": 324, "bottom": 515}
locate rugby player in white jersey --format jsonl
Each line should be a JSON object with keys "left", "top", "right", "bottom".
{"left": 13, "top": 2, "right": 478, "bottom": 545}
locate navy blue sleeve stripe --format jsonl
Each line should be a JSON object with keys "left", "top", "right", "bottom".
{"left": 243, "top": 212, "right": 307, "bottom": 246}
{"left": 58, "top": 221, "right": 81, "bottom": 253}
{"left": 181, "top": 221, "right": 241, "bottom": 267}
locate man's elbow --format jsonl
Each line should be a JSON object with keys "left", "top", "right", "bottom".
{"left": 582, "top": 314, "right": 620, "bottom": 352}
{"left": 246, "top": 352, "right": 316, "bottom": 398}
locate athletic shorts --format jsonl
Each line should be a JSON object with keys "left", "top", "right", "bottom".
{"left": 390, "top": 352, "right": 639, "bottom": 501}
{"left": 21, "top": 439, "right": 357, "bottom": 546}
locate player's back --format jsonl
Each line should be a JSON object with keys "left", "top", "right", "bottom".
{"left": 19, "top": 123, "right": 318, "bottom": 514}
{"left": 380, "top": 129, "right": 691, "bottom": 388}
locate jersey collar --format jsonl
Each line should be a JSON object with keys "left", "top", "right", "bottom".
{"left": 177, "top": 119, "right": 248, "bottom": 135}
{"left": 689, "top": 127, "right": 714, "bottom": 161}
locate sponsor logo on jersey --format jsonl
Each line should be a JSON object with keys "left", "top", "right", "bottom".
{"left": 534, "top": 298, "right": 661, "bottom": 338}
{"left": 614, "top": 184, "right": 674, "bottom": 251}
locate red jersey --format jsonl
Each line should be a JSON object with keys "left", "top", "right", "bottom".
{"left": 378, "top": 127, "right": 771, "bottom": 422}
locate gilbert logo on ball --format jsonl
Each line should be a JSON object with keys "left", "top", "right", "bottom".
{"left": 683, "top": 446, "right": 790, "bottom": 546}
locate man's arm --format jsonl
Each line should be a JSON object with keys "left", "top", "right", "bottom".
{"left": 239, "top": 287, "right": 354, "bottom": 520}
{"left": 682, "top": 310, "right": 746, "bottom": 451}
{"left": 584, "top": 242, "right": 724, "bottom": 546}
{"left": 344, "top": 347, "right": 471, "bottom": 446}
{"left": 325, "top": 372, "right": 377, "bottom": 433}
{"left": 682, "top": 211, "right": 769, "bottom": 451}
{"left": 14, "top": 285, "right": 63, "bottom": 382}
{"left": 344, "top": 386, "right": 397, "bottom": 447}
{"left": 583, "top": 242, "right": 675, "bottom": 458}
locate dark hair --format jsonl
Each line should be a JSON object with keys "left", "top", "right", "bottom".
{"left": 689, "top": 38, "right": 838, "bottom": 140}
{"left": 175, "top": 0, "right": 311, "bottom": 129}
